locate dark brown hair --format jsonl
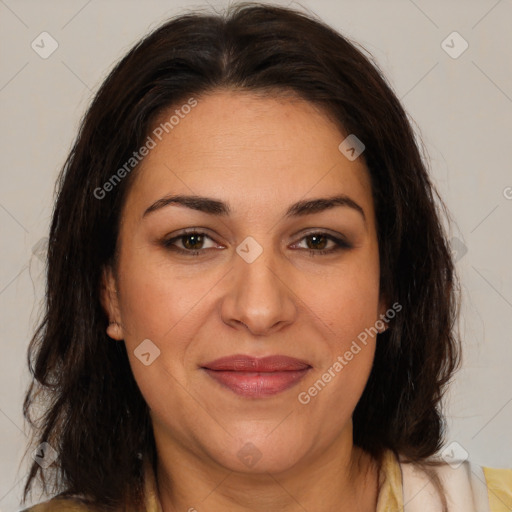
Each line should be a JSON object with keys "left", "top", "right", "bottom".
{"left": 23, "top": 2, "right": 461, "bottom": 510}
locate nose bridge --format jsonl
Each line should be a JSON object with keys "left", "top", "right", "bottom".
{"left": 221, "top": 239, "right": 296, "bottom": 334}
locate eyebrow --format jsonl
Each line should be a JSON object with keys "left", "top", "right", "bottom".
{"left": 142, "top": 193, "right": 366, "bottom": 224}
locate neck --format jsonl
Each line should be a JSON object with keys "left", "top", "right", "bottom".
{"left": 154, "top": 427, "right": 380, "bottom": 512}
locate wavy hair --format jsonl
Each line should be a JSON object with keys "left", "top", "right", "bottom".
{"left": 23, "top": 2, "right": 461, "bottom": 510}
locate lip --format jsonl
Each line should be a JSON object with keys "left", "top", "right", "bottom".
{"left": 201, "top": 355, "right": 312, "bottom": 398}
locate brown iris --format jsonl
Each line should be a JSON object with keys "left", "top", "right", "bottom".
{"left": 182, "top": 234, "right": 204, "bottom": 250}
{"left": 305, "top": 234, "right": 328, "bottom": 250}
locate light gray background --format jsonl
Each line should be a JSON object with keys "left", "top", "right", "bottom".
{"left": 1, "top": 0, "right": 511, "bottom": 510}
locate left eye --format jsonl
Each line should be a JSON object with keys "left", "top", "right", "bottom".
{"left": 293, "top": 233, "right": 342, "bottom": 252}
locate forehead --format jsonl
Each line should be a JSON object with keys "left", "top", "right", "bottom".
{"left": 123, "top": 90, "right": 374, "bottom": 222}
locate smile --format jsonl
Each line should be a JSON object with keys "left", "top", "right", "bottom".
{"left": 201, "top": 354, "right": 312, "bottom": 398}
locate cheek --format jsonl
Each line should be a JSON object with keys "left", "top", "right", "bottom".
{"left": 116, "top": 251, "right": 219, "bottom": 343}
{"left": 297, "top": 284, "right": 379, "bottom": 431}
{"left": 114, "top": 252, "right": 219, "bottom": 400}
{"left": 297, "top": 249, "right": 381, "bottom": 340}
{"left": 116, "top": 262, "right": 207, "bottom": 421}
{"left": 294, "top": 248, "right": 380, "bottom": 406}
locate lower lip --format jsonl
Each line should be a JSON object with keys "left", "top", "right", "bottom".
{"left": 203, "top": 368, "right": 311, "bottom": 398}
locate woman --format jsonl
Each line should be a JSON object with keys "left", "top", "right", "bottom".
{"left": 21, "top": 3, "right": 511, "bottom": 511}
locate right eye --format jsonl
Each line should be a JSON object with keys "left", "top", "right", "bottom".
{"left": 162, "top": 230, "right": 224, "bottom": 256}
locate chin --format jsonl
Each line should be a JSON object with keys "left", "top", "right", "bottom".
{"left": 205, "top": 430, "right": 310, "bottom": 475}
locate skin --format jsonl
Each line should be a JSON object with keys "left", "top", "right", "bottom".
{"left": 102, "top": 90, "right": 388, "bottom": 512}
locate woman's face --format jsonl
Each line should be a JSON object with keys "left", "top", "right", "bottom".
{"left": 103, "top": 90, "right": 387, "bottom": 474}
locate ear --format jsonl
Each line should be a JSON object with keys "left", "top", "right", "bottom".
{"left": 100, "top": 265, "right": 124, "bottom": 340}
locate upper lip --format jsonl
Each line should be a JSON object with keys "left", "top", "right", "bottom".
{"left": 201, "top": 355, "right": 311, "bottom": 372}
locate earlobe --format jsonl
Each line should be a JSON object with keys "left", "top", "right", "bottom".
{"left": 100, "top": 266, "right": 124, "bottom": 340}
{"left": 106, "top": 321, "right": 124, "bottom": 340}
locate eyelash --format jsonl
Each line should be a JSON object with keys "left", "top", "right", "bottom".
{"left": 161, "top": 230, "right": 352, "bottom": 257}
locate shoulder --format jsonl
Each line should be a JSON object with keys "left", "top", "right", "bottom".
{"left": 398, "top": 453, "right": 512, "bottom": 511}
{"left": 20, "top": 460, "right": 159, "bottom": 512}
{"left": 482, "top": 465, "right": 512, "bottom": 512}
{"left": 19, "top": 496, "right": 99, "bottom": 512}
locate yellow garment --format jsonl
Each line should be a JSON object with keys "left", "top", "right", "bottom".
{"left": 483, "top": 466, "right": 512, "bottom": 512}
{"left": 22, "top": 450, "right": 512, "bottom": 511}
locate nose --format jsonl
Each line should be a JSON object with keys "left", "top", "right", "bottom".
{"left": 220, "top": 247, "right": 297, "bottom": 336}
